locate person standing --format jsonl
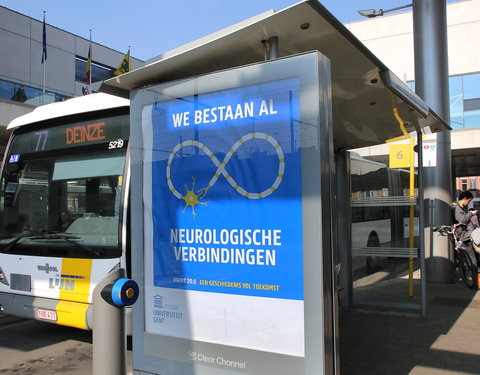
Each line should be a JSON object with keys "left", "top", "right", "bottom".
{"left": 454, "top": 190, "right": 480, "bottom": 254}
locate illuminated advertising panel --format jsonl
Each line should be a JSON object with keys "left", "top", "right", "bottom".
{"left": 143, "top": 77, "right": 303, "bottom": 355}
{"left": 131, "top": 52, "right": 332, "bottom": 374}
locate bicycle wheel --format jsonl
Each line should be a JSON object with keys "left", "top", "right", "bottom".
{"left": 457, "top": 249, "right": 478, "bottom": 289}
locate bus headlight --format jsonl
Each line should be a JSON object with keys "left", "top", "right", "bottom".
{"left": 0, "top": 266, "right": 10, "bottom": 286}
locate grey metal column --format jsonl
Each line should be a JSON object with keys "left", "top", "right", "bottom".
{"left": 335, "top": 151, "right": 352, "bottom": 310}
{"left": 413, "top": 0, "right": 454, "bottom": 283}
{"left": 92, "top": 268, "right": 127, "bottom": 375}
{"left": 268, "top": 36, "right": 278, "bottom": 59}
{"left": 416, "top": 131, "right": 427, "bottom": 317}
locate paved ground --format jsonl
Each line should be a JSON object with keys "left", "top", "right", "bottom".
{"left": 0, "top": 316, "right": 132, "bottom": 374}
{"left": 1, "top": 271, "right": 479, "bottom": 374}
{"left": 340, "top": 279, "right": 480, "bottom": 375}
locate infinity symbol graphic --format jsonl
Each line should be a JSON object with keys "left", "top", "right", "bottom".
{"left": 166, "top": 133, "right": 285, "bottom": 214}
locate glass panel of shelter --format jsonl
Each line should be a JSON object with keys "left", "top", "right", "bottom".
{"left": 350, "top": 154, "right": 421, "bottom": 310}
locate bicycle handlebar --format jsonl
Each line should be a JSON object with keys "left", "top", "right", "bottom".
{"left": 433, "top": 223, "right": 467, "bottom": 235}
{"left": 433, "top": 225, "right": 452, "bottom": 235}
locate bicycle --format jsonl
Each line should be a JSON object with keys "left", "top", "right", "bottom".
{"left": 434, "top": 224, "right": 479, "bottom": 289}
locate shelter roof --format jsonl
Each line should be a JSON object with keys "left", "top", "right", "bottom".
{"left": 101, "top": 0, "right": 449, "bottom": 150}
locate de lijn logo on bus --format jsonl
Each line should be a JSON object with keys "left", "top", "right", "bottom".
{"left": 48, "top": 274, "right": 85, "bottom": 291}
{"left": 166, "top": 132, "right": 285, "bottom": 215}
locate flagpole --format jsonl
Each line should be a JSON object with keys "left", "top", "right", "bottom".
{"left": 89, "top": 29, "right": 92, "bottom": 94}
{"left": 42, "top": 11, "right": 46, "bottom": 105}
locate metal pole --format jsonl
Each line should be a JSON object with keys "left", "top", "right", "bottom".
{"left": 92, "top": 268, "right": 127, "bottom": 375}
{"left": 408, "top": 137, "right": 415, "bottom": 297}
{"left": 335, "top": 151, "right": 352, "bottom": 310}
{"left": 268, "top": 36, "right": 278, "bottom": 59}
{"left": 413, "top": 0, "right": 454, "bottom": 283}
{"left": 89, "top": 29, "right": 92, "bottom": 94}
{"left": 382, "top": 4, "right": 413, "bottom": 13}
{"left": 42, "top": 11, "right": 46, "bottom": 105}
{"left": 417, "top": 131, "right": 427, "bottom": 317}
{"left": 42, "top": 60, "right": 46, "bottom": 105}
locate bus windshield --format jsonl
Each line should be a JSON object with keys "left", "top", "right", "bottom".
{"left": 0, "top": 114, "right": 128, "bottom": 258}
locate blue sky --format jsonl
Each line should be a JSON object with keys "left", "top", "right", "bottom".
{"left": 0, "top": 0, "right": 457, "bottom": 61}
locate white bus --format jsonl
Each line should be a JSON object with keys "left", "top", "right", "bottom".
{"left": 0, "top": 93, "right": 130, "bottom": 329}
{"left": 350, "top": 154, "right": 417, "bottom": 276}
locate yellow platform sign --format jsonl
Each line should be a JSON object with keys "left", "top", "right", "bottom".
{"left": 389, "top": 143, "right": 412, "bottom": 168}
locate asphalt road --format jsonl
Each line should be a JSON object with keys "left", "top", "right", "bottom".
{"left": 0, "top": 315, "right": 132, "bottom": 374}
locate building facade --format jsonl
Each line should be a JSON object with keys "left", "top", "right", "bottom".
{"left": 346, "top": 0, "right": 480, "bottom": 131}
{"left": 0, "top": 6, "right": 144, "bottom": 155}
{"left": 347, "top": 0, "right": 480, "bottom": 192}
{"left": 457, "top": 176, "right": 480, "bottom": 195}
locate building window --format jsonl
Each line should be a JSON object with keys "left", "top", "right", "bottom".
{"left": 0, "top": 78, "right": 71, "bottom": 105}
{"left": 463, "top": 73, "right": 480, "bottom": 100}
{"left": 449, "top": 75, "right": 464, "bottom": 128}
{"left": 470, "top": 178, "right": 476, "bottom": 190}
{"left": 452, "top": 73, "right": 480, "bottom": 129}
{"left": 461, "top": 179, "right": 468, "bottom": 191}
{"left": 409, "top": 73, "right": 480, "bottom": 130}
{"left": 75, "top": 57, "right": 115, "bottom": 83}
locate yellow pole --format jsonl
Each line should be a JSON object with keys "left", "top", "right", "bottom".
{"left": 391, "top": 106, "right": 416, "bottom": 297}
{"left": 408, "top": 137, "right": 415, "bottom": 297}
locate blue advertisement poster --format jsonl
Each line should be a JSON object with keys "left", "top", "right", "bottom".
{"left": 148, "top": 77, "right": 303, "bottom": 301}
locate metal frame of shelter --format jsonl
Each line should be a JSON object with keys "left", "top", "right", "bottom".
{"left": 102, "top": 1, "right": 450, "bottom": 374}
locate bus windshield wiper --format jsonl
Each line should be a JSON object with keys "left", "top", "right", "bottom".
{"left": 1, "top": 229, "right": 45, "bottom": 252}
{"left": 30, "top": 232, "right": 104, "bottom": 257}
{"left": 29, "top": 233, "right": 81, "bottom": 240}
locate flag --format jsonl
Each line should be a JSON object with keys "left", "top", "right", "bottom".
{"left": 114, "top": 48, "right": 131, "bottom": 76}
{"left": 41, "top": 13, "right": 47, "bottom": 64}
{"left": 86, "top": 44, "right": 92, "bottom": 85}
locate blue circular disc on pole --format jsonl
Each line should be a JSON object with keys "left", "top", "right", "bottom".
{"left": 111, "top": 278, "right": 139, "bottom": 307}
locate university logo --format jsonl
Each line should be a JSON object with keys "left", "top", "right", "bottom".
{"left": 153, "top": 295, "right": 163, "bottom": 308}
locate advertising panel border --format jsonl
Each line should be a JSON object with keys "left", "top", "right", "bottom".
{"left": 130, "top": 51, "right": 333, "bottom": 375}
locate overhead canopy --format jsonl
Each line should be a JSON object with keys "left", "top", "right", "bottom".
{"left": 101, "top": 0, "right": 450, "bottom": 150}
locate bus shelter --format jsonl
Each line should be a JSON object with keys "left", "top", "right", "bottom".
{"left": 102, "top": 1, "right": 449, "bottom": 374}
